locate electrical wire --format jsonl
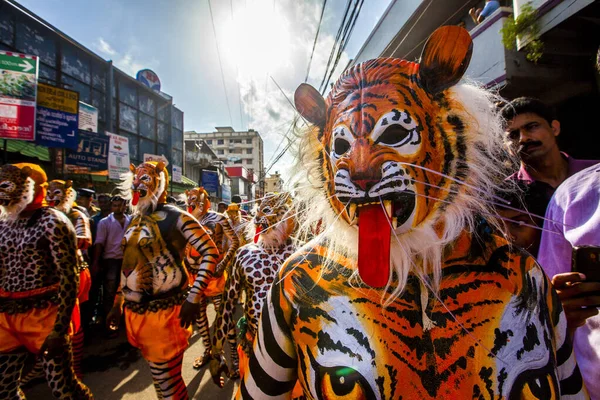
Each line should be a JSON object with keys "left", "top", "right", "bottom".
{"left": 208, "top": 0, "right": 233, "bottom": 126}
{"left": 305, "top": 0, "right": 328, "bottom": 83}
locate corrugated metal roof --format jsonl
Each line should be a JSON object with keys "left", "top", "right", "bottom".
{"left": 5, "top": 140, "right": 51, "bottom": 161}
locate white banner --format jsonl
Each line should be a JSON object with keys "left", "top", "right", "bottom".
{"left": 173, "top": 165, "right": 182, "bottom": 183}
{"left": 107, "top": 132, "right": 130, "bottom": 180}
{"left": 78, "top": 101, "right": 98, "bottom": 132}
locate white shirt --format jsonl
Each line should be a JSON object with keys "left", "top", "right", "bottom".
{"left": 95, "top": 213, "right": 132, "bottom": 259}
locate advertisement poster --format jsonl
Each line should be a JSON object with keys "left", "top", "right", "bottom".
{"left": 78, "top": 102, "right": 98, "bottom": 132}
{"left": 143, "top": 153, "right": 169, "bottom": 166}
{"left": 221, "top": 184, "right": 231, "bottom": 203}
{"left": 35, "top": 83, "right": 79, "bottom": 149}
{"left": 65, "top": 130, "right": 109, "bottom": 170}
{"left": 201, "top": 170, "right": 219, "bottom": 195}
{"left": 172, "top": 165, "right": 182, "bottom": 183}
{"left": 108, "top": 132, "right": 130, "bottom": 180}
{"left": 0, "top": 51, "right": 38, "bottom": 140}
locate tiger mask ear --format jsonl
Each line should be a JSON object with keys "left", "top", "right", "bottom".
{"left": 65, "top": 180, "right": 73, "bottom": 189}
{"left": 418, "top": 26, "right": 473, "bottom": 95}
{"left": 129, "top": 163, "right": 136, "bottom": 173}
{"left": 20, "top": 166, "right": 33, "bottom": 179}
{"left": 294, "top": 83, "right": 327, "bottom": 129}
{"left": 155, "top": 161, "right": 165, "bottom": 173}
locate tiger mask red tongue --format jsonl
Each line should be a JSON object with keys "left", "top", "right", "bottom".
{"left": 132, "top": 191, "right": 140, "bottom": 206}
{"left": 357, "top": 204, "right": 391, "bottom": 288}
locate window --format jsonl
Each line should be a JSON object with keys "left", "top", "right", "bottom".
{"left": 0, "top": 11, "right": 15, "bottom": 47}
{"left": 157, "top": 122, "right": 168, "bottom": 144}
{"left": 244, "top": 159, "right": 252, "bottom": 164}
{"left": 119, "top": 80, "right": 138, "bottom": 107}
{"left": 246, "top": 149, "right": 252, "bottom": 154}
{"left": 234, "top": 159, "right": 242, "bottom": 164}
{"left": 172, "top": 129, "right": 183, "bottom": 150}
{"left": 91, "top": 90, "right": 105, "bottom": 122}
{"left": 232, "top": 139, "right": 242, "bottom": 143}
{"left": 172, "top": 107, "right": 184, "bottom": 131}
{"left": 246, "top": 139, "right": 252, "bottom": 144}
{"left": 140, "top": 138, "right": 155, "bottom": 157}
{"left": 61, "top": 74, "right": 91, "bottom": 104}
{"left": 157, "top": 102, "right": 169, "bottom": 122}
{"left": 172, "top": 149, "right": 183, "bottom": 166}
{"left": 205, "top": 139, "right": 212, "bottom": 145}
{"left": 139, "top": 93, "right": 156, "bottom": 115}
{"left": 120, "top": 131, "right": 139, "bottom": 159}
{"left": 217, "top": 149, "right": 224, "bottom": 155}
{"left": 217, "top": 139, "right": 224, "bottom": 145}
{"left": 119, "top": 103, "right": 138, "bottom": 133}
{"left": 157, "top": 144, "right": 167, "bottom": 158}
{"left": 139, "top": 114, "right": 156, "bottom": 140}
{"left": 92, "top": 62, "right": 107, "bottom": 91}
{"left": 16, "top": 20, "right": 56, "bottom": 67}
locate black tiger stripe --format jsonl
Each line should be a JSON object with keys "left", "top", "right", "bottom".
{"left": 264, "top": 285, "right": 297, "bottom": 369}
{"left": 247, "top": 352, "right": 297, "bottom": 396}
{"left": 559, "top": 366, "right": 584, "bottom": 396}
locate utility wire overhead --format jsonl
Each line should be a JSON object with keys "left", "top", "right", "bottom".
{"left": 208, "top": 0, "right": 233, "bottom": 127}
{"left": 318, "top": 0, "right": 353, "bottom": 93}
{"left": 305, "top": 0, "right": 328, "bottom": 83}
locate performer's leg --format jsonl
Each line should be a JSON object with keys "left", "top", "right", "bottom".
{"left": 148, "top": 352, "right": 188, "bottom": 400}
{"left": 20, "top": 357, "right": 44, "bottom": 386}
{"left": 192, "top": 298, "right": 211, "bottom": 369}
{"left": 0, "top": 351, "right": 28, "bottom": 400}
{"left": 42, "top": 337, "right": 93, "bottom": 400}
{"left": 227, "top": 323, "right": 240, "bottom": 379}
{"left": 71, "top": 328, "right": 85, "bottom": 379}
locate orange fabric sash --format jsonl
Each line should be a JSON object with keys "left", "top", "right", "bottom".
{"left": 0, "top": 283, "right": 59, "bottom": 299}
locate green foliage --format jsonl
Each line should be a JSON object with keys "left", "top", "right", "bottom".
{"left": 501, "top": 2, "right": 544, "bottom": 63}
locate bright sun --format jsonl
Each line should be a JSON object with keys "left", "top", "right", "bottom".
{"left": 220, "top": 0, "right": 292, "bottom": 80}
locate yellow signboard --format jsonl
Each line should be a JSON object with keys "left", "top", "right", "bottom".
{"left": 37, "top": 83, "right": 79, "bottom": 114}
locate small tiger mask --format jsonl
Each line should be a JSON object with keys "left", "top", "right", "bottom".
{"left": 185, "top": 187, "right": 211, "bottom": 218}
{"left": 47, "top": 180, "right": 76, "bottom": 213}
{"left": 294, "top": 26, "right": 507, "bottom": 290}
{"left": 251, "top": 192, "right": 295, "bottom": 247}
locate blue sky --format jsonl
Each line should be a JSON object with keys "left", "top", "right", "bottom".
{"left": 17, "top": 0, "right": 392, "bottom": 179}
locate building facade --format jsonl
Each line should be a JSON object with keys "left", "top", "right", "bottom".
{"left": 185, "top": 127, "right": 265, "bottom": 197}
{"left": 0, "top": 0, "right": 185, "bottom": 184}
{"left": 264, "top": 171, "right": 283, "bottom": 193}
{"left": 351, "top": 0, "right": 600, "bottom": 161}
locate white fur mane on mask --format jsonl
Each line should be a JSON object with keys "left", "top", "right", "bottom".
{"left": 290, "top": 82, "right": 518, "bottom": 306}
{"left": 117, "top": 169, "right": 166, "bottom": 216}
{"left": 0, "top": 177, "right": 35, "bottom": 222}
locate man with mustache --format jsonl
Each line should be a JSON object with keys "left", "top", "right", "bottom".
{"left": 499, "top": 97, "right": 597, "bottom": 255}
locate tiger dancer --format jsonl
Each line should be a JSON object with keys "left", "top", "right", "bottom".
{"left": 46, "top": 179, "right": 92, "bottom": 379}
{"left": 106, "top": 161, "right": 219, "bottom": 400}
{"left": 0, "top": 163, "right": 93, "bottom": 399}
{"left": 184, "top": 187, "right": 240, "bottom": 369}
{"left": 209, "top": 192, "right": 297, "bottom": 384}
{"left": 238, "top": 27, "right": 588, "bottom": 399}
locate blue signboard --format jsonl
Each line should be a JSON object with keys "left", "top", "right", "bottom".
{"left": 221, "top": 184, "right": 231, "bottom": 203}
{"left": 65, "top": 130, "right": 109, "bottom": 170}
{"left": 35, "top": 83, "right": 79, "bottom": 149}
{"left": 201, "top": 170, "right": 219, "bottom": 195}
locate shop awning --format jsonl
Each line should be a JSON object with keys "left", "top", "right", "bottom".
{"left": 5, "top": 140, "right": 50, "bottom": 162}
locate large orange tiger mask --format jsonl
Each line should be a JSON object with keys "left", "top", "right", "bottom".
{"left": 294, "top": 26, "right": 510, "bottom": 293}
{"left": 123, "top": 161, "right": 168, "bottom": 216}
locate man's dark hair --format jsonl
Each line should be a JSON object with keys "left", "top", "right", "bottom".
{"left": 500, "top": 97, "right": 555, "bottom": 126}
{"left": 218, "top": 202, "right": 227, "bottom": 207}
{"left": 98, "top": 193, "right": 111, "bottom": 200}
{"left": 110, "top": 195, "right": 124, "bottom": 203}
{"left": 231, "top": 195, "right": 242, "bottom": 204}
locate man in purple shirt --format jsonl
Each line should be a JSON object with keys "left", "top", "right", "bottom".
{"left": 538, "top": 164, "right": 600, "bottom": 398}
{"left": 92, "top": 196, "right": 132, "bottom": 326}
{"left": 498, "top": 97, "right": 598, "bottom": 255}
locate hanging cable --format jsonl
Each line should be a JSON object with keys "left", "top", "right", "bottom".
{"left": 305, "top": 0, "right": 328, "bottom": 83}
{"left": 208, "top": 0, "right": 233, "bottom": 126}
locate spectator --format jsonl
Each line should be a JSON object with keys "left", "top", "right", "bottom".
{"left": 92, "top": 196, "right": 131, "bottom": 329}
{"left": 499, "top": 98, "right": 597, "bottom": 256}
{"left": 231, "top": 195, "right": 248, "bottom": 217}
{"left": 496, "top": 180, "right": 550, "bottom": 257}
{"left": 538, "top": 163, "right": 600, "bottom": 397}
{"left": 77, "top": 188, "right": 99, "bottom": 217}
{"left": 217, "top": 202, "right": 227, "bottom": 213}
{"left": 469, "top": 0, "right": 500, "bottom": 24}
{"left": 90, "top": 193, "right": 111, "bottom": 237}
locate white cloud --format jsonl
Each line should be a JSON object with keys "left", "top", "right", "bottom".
{"left": 93, "top": 37, "right": 158, "bottom": 77}
{"left": 95, "top": 37, "right": 117, "bottom": 56}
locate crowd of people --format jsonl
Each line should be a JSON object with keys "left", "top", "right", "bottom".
{"left": 0, "top": 25, "right": 598, "bottom": 400}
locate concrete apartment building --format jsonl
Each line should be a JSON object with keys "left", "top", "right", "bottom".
{"left": 264, "top": 171, "right": 284, "bottom": 193}
{"left": 184, "top": 127, "right": 265, "bottom": 199}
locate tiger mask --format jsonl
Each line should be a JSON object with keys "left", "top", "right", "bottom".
{"left": 122, "top": 161, "right": 168, "bottom": 216}
{"left": 294, "top": 26, "right": 511, "bottom": 296}
{"left": 0, "top": 164, "right": 38, "bottom": 220}
{"left": 47, "top": 180, "right": 76, "bottom": 214}
{"left": 249, "top": 192, "right": 295, "bottom": 249}
{"left": 185, "top": 187, "right": 210, "bottom": 219}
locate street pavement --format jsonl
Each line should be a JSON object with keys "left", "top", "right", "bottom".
{"left": 24, "top": 303, "right": 238, "bottom": 399}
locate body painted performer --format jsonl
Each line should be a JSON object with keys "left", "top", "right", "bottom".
{"left": 46, "top": 179, "right": 92, "bottom": 378}
{"left": 238, "top": 27, "right": 588, "bottom": 399}
{"left": 184, "top": 187, "right": 240, "bottom": 369}
{"left": 0, "top": 163, "right": 93, "bottom": 399}
{"left": 106, "top": 162, "right": 219, "bottom": 400}
{"left": 210, "top": 192, "right": 297, "bottom": 383}
{"left": 226, "top": 203, "right": 250, "bottom": 247}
